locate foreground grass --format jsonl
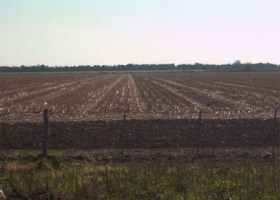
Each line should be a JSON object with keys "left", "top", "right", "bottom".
{"left": 0, "top": 153, "right": 279, "bottom": 199}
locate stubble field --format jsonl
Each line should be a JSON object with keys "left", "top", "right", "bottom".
{"left": 0, "top": 71, "right": 279, "bottom": 150}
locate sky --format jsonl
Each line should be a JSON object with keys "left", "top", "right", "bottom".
{"left": 0, "top": 0, "right": 280, "bottom": 66}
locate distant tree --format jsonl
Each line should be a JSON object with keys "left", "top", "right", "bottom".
{"left": 243, "top": 62, "right": 253, "bottom": 71}
{"left": 233, "top": 60, "right": 241, "bottom": 65}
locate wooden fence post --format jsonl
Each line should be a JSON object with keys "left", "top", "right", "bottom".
{"left": 121, "top": 111, "right": 126, "bottom": 158}
{"left": 197, "top": 111, "right": 202, "bottom": 156}
{"left": 42, "top": 109, "right": 49, "bottom": 157}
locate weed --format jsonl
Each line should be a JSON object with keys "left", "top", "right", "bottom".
{"left": 49, "top": 152, "right": 64, "bottom": 169}
{"left": 36, "top": 157, "right": 52, "bottom": 171}
{"left": 0, "top": 156, "right": 279, "bottom": 199}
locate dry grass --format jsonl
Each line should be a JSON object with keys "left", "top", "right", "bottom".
{"left": 0, "top": 149, "right": 279, "bottom": 199}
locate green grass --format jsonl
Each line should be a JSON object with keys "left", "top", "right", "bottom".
{"left": 0, "top": 152, "right": 279, "bottom": 199}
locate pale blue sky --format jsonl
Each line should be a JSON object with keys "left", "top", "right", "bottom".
{"left": 1, "top": 0, "right": 279, "bottom": 66}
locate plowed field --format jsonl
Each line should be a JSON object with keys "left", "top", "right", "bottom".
{"left": 0, "top": 71, "right": 279, "bottom": 149}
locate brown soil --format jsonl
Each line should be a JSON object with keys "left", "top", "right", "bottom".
{"left": 0, "top": 118, "right": 278, "bottom": 150}
{"left": 0, "top": 72, "right": 279, "bottom": 151}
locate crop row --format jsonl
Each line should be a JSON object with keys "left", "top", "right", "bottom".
{"left": 0, "top": 72, "right": 279, "bottom": 122}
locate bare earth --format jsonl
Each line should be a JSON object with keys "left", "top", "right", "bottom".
{"left": 0, "top": 71, "right": 279, "bottom": 150}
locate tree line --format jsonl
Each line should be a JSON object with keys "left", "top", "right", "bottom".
{"left": 0, "top": 63, "right": 279, "bottom": 73}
